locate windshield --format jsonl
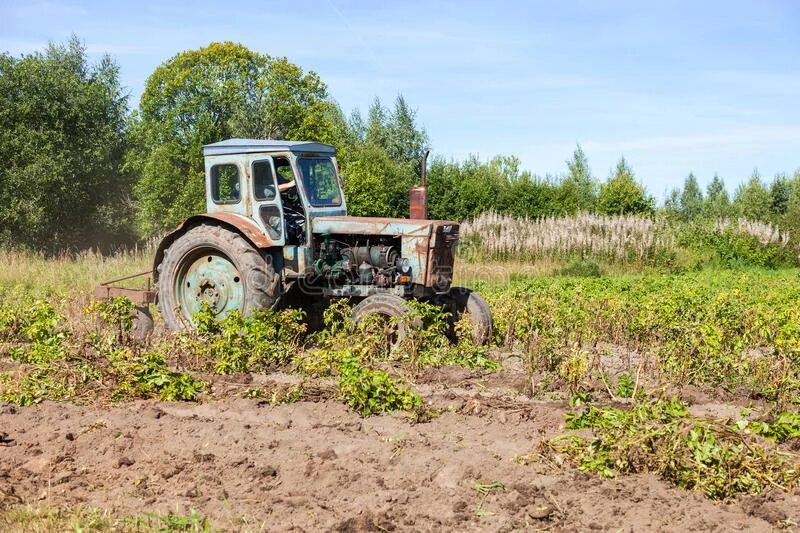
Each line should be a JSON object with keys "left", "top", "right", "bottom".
{"left": 297, "top": 157, "right": 342, "bottom": 207}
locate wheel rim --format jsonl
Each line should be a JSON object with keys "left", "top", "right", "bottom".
{"left": 175, "top": 249, "right": 244, "bottom": 324}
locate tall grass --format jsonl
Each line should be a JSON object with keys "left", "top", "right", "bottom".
{"left": 716, "top": 218, "right": 790, "bottom": 246}
{"left": 459, "top": 211, "right": 796, "bottom": 267}
{"left": 460, "top": 212, "right": 672, "bottom": 262}
{"left": 0, "top": 243, "right": 154, "bottom": 296}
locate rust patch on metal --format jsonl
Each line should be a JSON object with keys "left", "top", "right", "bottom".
{"left": 94, "top": 270, "right": 156, "bottom": 306}
{"left": 199, "top": 212, "right": 274, "bottom": 248}
{"left": 93, "top": 286, "right": 156, "bottom": 306}
{"left": 153, "top": 213, "right": 276, "bottom": 282}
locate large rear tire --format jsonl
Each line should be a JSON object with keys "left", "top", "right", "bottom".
{"left": 156, "top": 224, "right": 280, "bottom": 331}
{"left": 440, "top": 287, "right": 493, "bottom": 345}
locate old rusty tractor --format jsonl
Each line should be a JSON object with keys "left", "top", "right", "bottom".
{"left": 94, "top": 139, "right": 492, "bottom": 341}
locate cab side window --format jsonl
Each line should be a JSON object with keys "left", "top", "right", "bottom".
{"left": 253, "top": 160, "right": 276, "bottom": 201}
{"left": 211, "top": 164, "right": 240, "bottom": 204}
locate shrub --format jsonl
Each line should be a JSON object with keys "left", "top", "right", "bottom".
{"left": 192, "top": 305, "right": 306, "bottom": 374}
{"left": 337, "top": 351, "right": 421, "bottom": 416}
{"left": 546, "top": 399, "right": 800, "bottom": 499}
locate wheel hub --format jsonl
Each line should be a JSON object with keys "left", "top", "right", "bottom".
{"left": 176, "top": 252, "right": 243, "bottom": 323}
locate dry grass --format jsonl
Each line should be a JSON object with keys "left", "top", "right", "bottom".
{"left": 717, "top": 218, "right": 791, "bottom": 246}
{"left": 0, "top": 243, "right": 154, "bottom": 296}
{"left": 460, "top": 212, "right": 672, "bottom": 262}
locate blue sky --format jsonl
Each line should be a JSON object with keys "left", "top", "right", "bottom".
{"left": 3, "top": 0, "right": 799, "bottom": 199}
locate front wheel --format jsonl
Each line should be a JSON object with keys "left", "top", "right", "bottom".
{"left": 156, "top": 224, "right": 280, "bottom": 331}
{"left": 351, "top": 293, "right": 421, "bottom": 344}
{"left": 440, "top": 287, "right": 493, "bottom": 345}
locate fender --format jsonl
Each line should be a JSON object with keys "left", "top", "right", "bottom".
{"left": 152, "top": 212, "right": 275, "bottom": 282}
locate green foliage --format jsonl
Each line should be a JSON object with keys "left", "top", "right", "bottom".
{"left": 341, "top": 96, "right": 428, "bottom": 218}
{"left": 597, "top": 157, "right": 655, "bottom": 215}
{"left": 557, "top": 259, "right": 603, "bottom": 278}
{"left": 399, "top": 301, "right": 498, "bottom": 370}
{"left": 559, "top": 145, "right": 597, "bottom": 214}
{"left": 139, "top": 509, "right": 211, "bottom": 532}
{"left": 0, "top": 368, "right": 72, "bottom": 406}
{"left": 615, "top": 372, "right": 635, "bottom": 398}
{"left": 87, "top": 296, "right": 137, "bottom": 342}
{"left": 341, "top": 143, "right": 413, "bottom": 218}
{"left": 113, "top": 350, "right": 204, "bottom": 402}
{"left": 427, "top": 155, "right": 557, "bottom": 221}
{"left": 678, "top": 173, "right": 704, "bottom": 220}
{"left": 192, "top": 304, "right": 306, "bottom": 374}
{"left": 549, "top": 399, "right": 799, "bottom": 499}
{"left": 738, "top": 412, "right": 800, "bottom": 443}
{"left": 675, "top": 222, "right": 796, "bottom": 269}
{"left": 1, "top": 299, "right": 67, "bottom": 364}
{"left": 733, "top": 171, "right": 772, "bottom": 221}
{"left": 770, "top": 174, "right": 791, "bottom": 215}
{"left": 703, "top": 174, "right": 731, "bottom": 218}
{"left": 481, "top": 270, "right": 800, "bottom": 402}
{"left": 0, "top": 295, "right": 204, "bottom": 405}
{"left": 337, "top": 351, "right": 421, "bottom": 416}
{"left": 0, "top": 36, "right": 132, "bottom": 251}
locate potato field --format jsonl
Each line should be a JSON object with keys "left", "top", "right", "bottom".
{"left": 2, "top": 249, "right": 800, "bottom": 531}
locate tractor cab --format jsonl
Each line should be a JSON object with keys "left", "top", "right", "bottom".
{"left": 202, "top": 138, "right": 347, "bottom": 248}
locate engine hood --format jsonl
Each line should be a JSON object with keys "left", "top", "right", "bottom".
{"left": 311, "top": 216, "right": 459, "bottom": 238}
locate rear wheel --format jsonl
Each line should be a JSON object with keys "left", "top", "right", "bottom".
{"left": 440, "top": 287, "right": 493, "bottom": 345}
{"left": 156, "top": 224, "right": 280, "bottom": 331}
{"left": 351, "top": 293, "right": 421, "bottom": 344}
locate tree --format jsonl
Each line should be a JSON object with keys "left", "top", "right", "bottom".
{"left": 733, "top": 170, "right": 772, "bottom": 221}
{"left": 229, "top": 57, "right": 329, "bottom": 140}
{"left": 0, "top": 37, "right": 131, "bottom": 252}
{"left": 341, "top": 143, "right": 409, "bottom": 218}
{"left": 361, "top": 96, "right": 428, "bottom": 173}
{"left": 597, "top": 157, "right": 654, "bottom": 215}
{"left": 678, "top": 172, "right": 703, "bottom": 220}
{"left": 703, "top": 174, "right": 730, "bottom": 218}
{"left": 663, "top": 187, "right": 681, "bottom": 218}
{"left": 337, "top": 95, "right": 429, "bottom": 218}
{"left": 784, "top": 170, "right": 800, "bottom": 231}
{"left": 769, "top": 174, "right": 791, "bottom": 216}
{"left": 555, "top": 145, "right": 596, "bottom": 214}
{"left": 128, "top": 42, "right": 331, "bottom": 236}
{"left": 386, "top": 96, "right": 428, "bottom": 174}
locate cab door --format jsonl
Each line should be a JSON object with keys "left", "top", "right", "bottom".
{"left": 250, "top": 157, "right": 285, "bottom": 246}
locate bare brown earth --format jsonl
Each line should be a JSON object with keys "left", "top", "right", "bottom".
{"left": 2, "top": 364, "right": 800, "bottom": 532}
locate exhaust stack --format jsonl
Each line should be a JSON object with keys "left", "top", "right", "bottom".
{"left": 409, "top": 150, "right": 430, "bottom": 219}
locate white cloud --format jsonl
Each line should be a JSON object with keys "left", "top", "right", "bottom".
{"left": 580, "top": 126, "right": 800, "bottom": 154}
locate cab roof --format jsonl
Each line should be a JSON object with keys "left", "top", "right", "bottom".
{"left": 203, "top": 138, "right": 336, "bottom": 157}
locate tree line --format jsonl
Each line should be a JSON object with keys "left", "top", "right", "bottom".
{"left": 1, "top": 37, "right": 797, "bottom": 253}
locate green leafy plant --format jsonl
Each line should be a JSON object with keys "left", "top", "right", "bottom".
{"left": 192, "top": 304, "right": 306, "bottom": 374}
{"left": 615, "top": 372, "right": 635, "bottom": 398}
{"left": 337, "top": 351, "right": 421, "bottom": 416}
{"left": 546, "top": 398, "right": 800, "bottom": 499}
{"left": 86, "top": 296, "right": 136, "bottom": 342}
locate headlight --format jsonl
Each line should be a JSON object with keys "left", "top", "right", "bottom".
{"left": 400, "top": 257, "right": 410, "bottom": 272}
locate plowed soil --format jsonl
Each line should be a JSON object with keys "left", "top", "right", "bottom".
{"left": 2, "top": 363, "right": 799, "bottom": 532}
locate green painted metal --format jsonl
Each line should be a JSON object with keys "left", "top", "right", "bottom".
{"left": 175, "top": 251, "right": 244, "bottom": 323}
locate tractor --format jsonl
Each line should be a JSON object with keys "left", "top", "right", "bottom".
{"left": 94, "top": 138, "right": 492, "bottom": 342}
